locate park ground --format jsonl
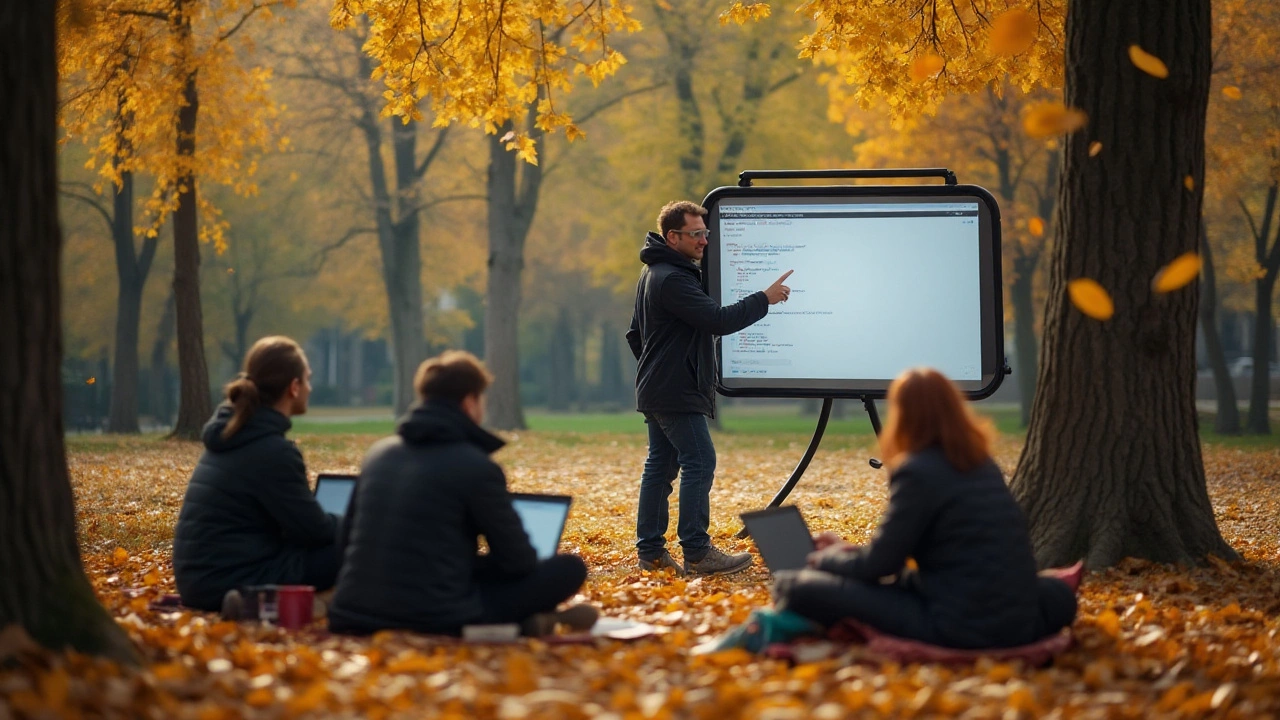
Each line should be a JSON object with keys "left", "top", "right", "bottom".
{"left": 3, "top": 406, "right": 1280, "bottom": 718}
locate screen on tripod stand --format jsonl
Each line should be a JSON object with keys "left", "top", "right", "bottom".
{"left": 703, "top": 186, "right": 1005, "bottom": 399}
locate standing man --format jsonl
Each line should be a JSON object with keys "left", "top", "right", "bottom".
{"left": 628, "top": 200, "right": 793, "bottom": 576}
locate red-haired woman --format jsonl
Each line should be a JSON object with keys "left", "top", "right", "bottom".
{"left": 769, "top": 367, "right": 1076, "bottom": 649}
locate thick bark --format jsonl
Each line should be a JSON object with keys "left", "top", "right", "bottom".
{"left": 1198, "top": 228, "right": 1239, "bottom": 434}
{"left": 1010, "top": 0, "right": 1236, "bottom": 569}
{"left": 1244, "top": 184, "right": 1278, "bottom": 434}
{"left": 169, "top": 2, "right": 211, "bottom": 440}
{"left": 484, "top": 119, "right": 541, "bottom": 430}
{"left": 0, "top": 2, "right": 138, "bottom": 661}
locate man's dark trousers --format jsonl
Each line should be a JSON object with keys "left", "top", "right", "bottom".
{"left": 636, "top": 412, "right": 715, "bottom": 563}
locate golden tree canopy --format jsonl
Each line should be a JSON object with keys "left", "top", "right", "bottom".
{"left": 332, "top": 0, "right": 642, "bottom": 163}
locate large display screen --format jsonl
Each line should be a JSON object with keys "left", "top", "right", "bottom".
{"left": 703, "top": 185, "right": 1005, "bottom": 398}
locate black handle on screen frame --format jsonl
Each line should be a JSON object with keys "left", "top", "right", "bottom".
{"left": 737, "top": 168, "right": 958, "bottom": 187}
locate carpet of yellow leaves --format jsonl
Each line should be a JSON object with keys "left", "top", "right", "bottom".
{"left": 3, "top": 431, "right": 1279, "bottom": 719}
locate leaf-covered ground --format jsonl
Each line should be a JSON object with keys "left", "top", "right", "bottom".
{"left": 3, "top": 431, "right": 1280, "bottom": 719}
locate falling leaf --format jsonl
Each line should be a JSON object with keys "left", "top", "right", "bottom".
{"left": 86, "top": 377, "right": 96, "bottom": 385}
{"left": 1088, "top": 141, "right": 1103, "bottom": 157}
{"left": 1129, "top": 45, "right": 1169, "bottom": 78}
{"left": 1023, "top": 102, "right": 1088, "bottom": 139}
{"left": 1152, "top": 252, "right": 1201, "bottom": 293}
{"left": 1183, "top": 175, "right": 1195, "bottom": 191}
{"left": 1068, "top": 278, "right": 1114, "bottom": 321}
{"left": 988, "top": 9, "right": 1037, "bottom": 56}
{"left": 908, "top": 54, "right": 945, "bottom": 82}
{"left": 1221, "top": 86, "right": 1242, "bottom": 100}
{"left": 499, "top": 130, "right": 516, "bottom": 142}
{"left": 1028, "top": 217, "right": 1046, "bottom": 237}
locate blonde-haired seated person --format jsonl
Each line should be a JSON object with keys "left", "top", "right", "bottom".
{"left": 174, "top": 337, "right": 340, "bottom": 611}
{"left": 329, "top": 351, "right": 596, "bottom": 637}
{"left": 708, "top": 368, "right": 1076, "bottom": 652}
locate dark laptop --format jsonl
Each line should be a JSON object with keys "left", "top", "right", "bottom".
{"left": 510, "top": 493, "right": 573, "bottom": 560}
{"left": 740, "top": 505, "right": 816, "bottom": 572}
{"left": 313, "top": 473, "right": 358, "bottom": 516}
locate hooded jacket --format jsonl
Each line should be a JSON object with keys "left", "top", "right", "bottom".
{"left": 327, "top": 400, "right": 537, "bottom": 635}
{"left": 809, "top": 446, "right": 1050, "bottom": 649}
{"left": 626, "top": 232, "right": 769, "bottom": 417}
{"left": 173, "top": 403, "right": 340, "bottom": 611}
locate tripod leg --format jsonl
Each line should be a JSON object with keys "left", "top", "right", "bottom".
{"left": 736, "top": 398, "right": 833, "bottom": 539}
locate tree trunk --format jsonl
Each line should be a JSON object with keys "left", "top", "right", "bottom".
{"left": 106, "top": 89, "right": 157, "bottom": 433}
{"left": 386, "top": 118, "right": 426, "bottom": 416}
{"left": 600, "top": 319, "right": 624, "bottom": 405}
{"left": 1198, "top": 228, "right": 1239, "bottom": 434}
{"left": 1245, "top": 272, "right": 1276, "bottom": 434}
{"left": 0, "top": 1, "right": 138, "bottom": 662}
{"left": 1010, "top": 0, "right": 1236, "bottom": 569}
{"left": 548, "top": 308, "right": 575, "bottom": 411}
{"left": 484, "top": 119, "right": 542, "bottom": 430}
{"left": 169, "top": 3, "right": 212, "bottom": 440}
{"left": 150, "top": 291, "right": 177, "bottom": 427}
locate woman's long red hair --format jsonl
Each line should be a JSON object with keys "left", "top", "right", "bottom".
{"left": 878, "top": 368, "right": 995, "bottom": 473}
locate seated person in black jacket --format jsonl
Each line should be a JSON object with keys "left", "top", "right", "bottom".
{"left": 328, "top": 350, "right": 596, "bottom": 637}
{"left": 770, "top": 367, "right": 1077, "bottom": 649}
{"left": 173, "top": 336, "right": 340, "bottom": 611}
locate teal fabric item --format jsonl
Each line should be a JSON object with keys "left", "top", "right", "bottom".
{"left": 708, "top": 609, "right": 821, "bottom": 654}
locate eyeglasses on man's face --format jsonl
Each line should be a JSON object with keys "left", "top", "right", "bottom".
{"left": 674, "top": 229, "right": 711, "bottom": 239}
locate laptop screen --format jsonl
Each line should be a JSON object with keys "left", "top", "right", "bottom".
{"left": 510, "top": 494, "right": 572, "bottom": 560}
{"left": 314, "top": 474, "right": 358, "bottom": 516}
{"left": 741, "top": 505, "right": 815, "bottom": 572}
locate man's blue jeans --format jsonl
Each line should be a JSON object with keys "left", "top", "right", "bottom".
{"left": 637, "top": 412, "right": 715, "bottom": 563}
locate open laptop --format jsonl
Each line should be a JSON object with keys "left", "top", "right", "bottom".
{"left": 740, "top": 505, "right": 816, "bottom": 572}
{"left": 510, "top": 493, "right": 572, "bottom": 560}
{"left": 314, "top": 473, "right": 358, "bottom": 517}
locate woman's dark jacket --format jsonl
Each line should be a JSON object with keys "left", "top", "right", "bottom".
{"left": 626, "top": 232, "right": 768, "bottom": 417}
{"left": 173, "top": 404, "right": 340, "bottom": 610}
{"left": 810, "top": 446, "right": 1045, "bottom": 648}
{"left": 327, "top": 401, "right": 537, "bottom": 635}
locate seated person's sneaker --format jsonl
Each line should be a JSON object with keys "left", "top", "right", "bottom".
{"left": 638, "top": 550, "right": 685, "bottom": 575}
{"left": 684, "top": 546, "right": 752, "bottom": 576}
{"left": 522, "top": 603, "right": 600, "bottom": 637}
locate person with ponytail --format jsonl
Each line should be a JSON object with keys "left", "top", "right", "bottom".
{"left": 702, "top": 368, "right": 1076, "bottom": 654}
{"left": 174, "top": 336, "right": 340, "bottom": 611}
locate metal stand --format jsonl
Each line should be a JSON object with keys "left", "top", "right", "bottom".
{"left": 736, "top": 397, "right": 884, "bottom": 539}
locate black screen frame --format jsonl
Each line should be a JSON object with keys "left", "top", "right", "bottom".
{"left": 702, "top": 184, "right": 1006, "bottom": 400}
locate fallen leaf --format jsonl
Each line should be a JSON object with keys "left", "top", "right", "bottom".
{"left": 1067, "top": 278, "right": 1114, "bottom": 321}
{"left": 1151, "top": 252, "right": 1201, "bottom": 293}
{"left": 1129, "top": 45, "right": 1169, "bottom": 78}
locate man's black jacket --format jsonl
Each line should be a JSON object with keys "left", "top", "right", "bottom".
{"left": 328, "top": 401, "right": 537, "bottom": 635}
{"left": 626, "top": 232, "right": 768, "bottom": 417}
{"left": 808, "top": 446, "right": 1049, "bottom": 649}
{"left": 173, "top": 404, "right": 340, "bottom": 611}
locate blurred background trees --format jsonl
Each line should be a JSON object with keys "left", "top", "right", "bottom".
{"left": 55, "top": 0, "right": 1278, "bottom": 434}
